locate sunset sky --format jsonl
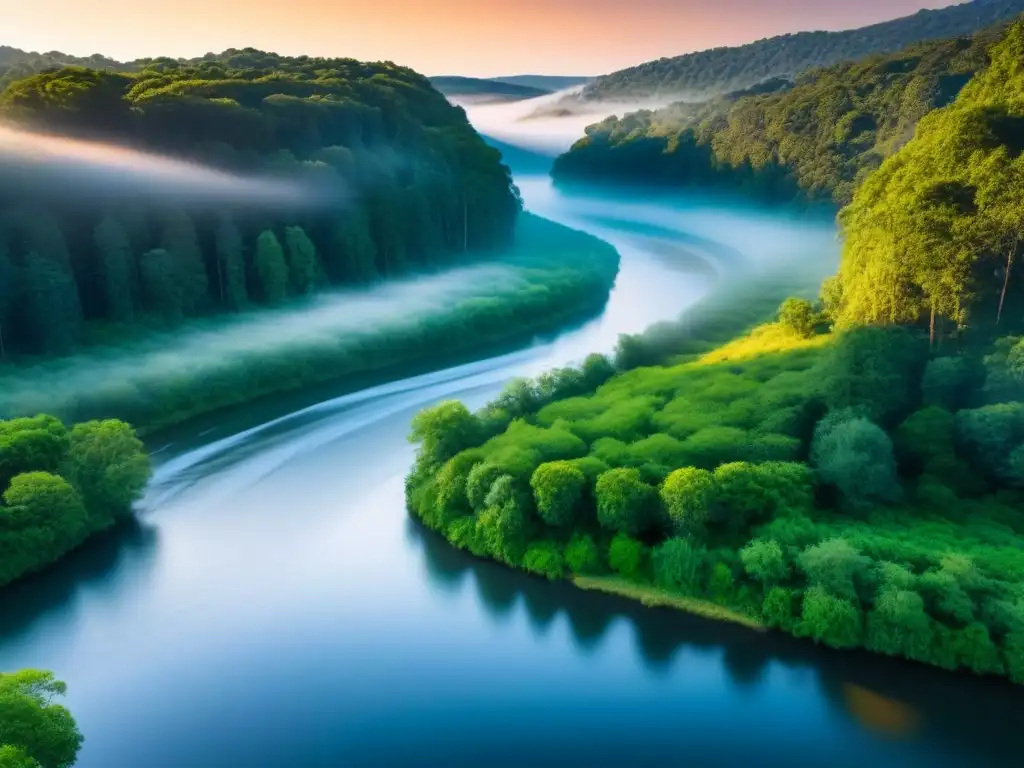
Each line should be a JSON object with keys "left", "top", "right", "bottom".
{"left": 8, "top": 0, "right": 960, "bottom": 76}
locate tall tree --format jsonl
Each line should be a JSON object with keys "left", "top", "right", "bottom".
{"left": 284, "top": 225, "right": 321, "bottom": 295}
{"left": 328, "top": 211, "right": 378, "bottom": 283}
{"left": 254, "top": 229, "right": 289, "bottom": 305}
{"left": 160, "top": 210, "right": 209, "bottom": 316}
{"left": 214, "top": 213, "right": 248, "bottom": 311}
{"left": 20, "top": 251, "right": 81, "bottom": 353}
{"left": 93, "top": 216, "right": 135, "bottom": 323}
{"left": 139, "top": 248, "right": 184, "bottom": 323}
{"left": 0, "top": 237, "right": 16, "bottom": 358}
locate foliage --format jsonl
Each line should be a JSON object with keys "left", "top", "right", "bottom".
{"left": 741, "top": 539, "right": 789, "bottom": 586}
{"left": 0, "top": 49, "right": 520, "bottom": 356}
{"left": 811, "top": 415, "right": 900, "bottom": 507}
{"left": 553, "top": 21, "right": 1011, "bottom": 204}
{"left": 659, "top": 467, "right": 714, "bottom": 536}
{"left": 522, "top": 541, "right": 565, "bottom": 581}
{"left": 563, "top": 533, "right": 603, "bottom": 575}
{"left": 0, "top": 669, "right": 82, "bottom": 768}
{"left": 530, "top": 461, "right": 586, "bottom": 527}
{"left": 570, "top": 3, "right": 1022, "bottom": 103}
{"left": 608, "top": 533, "right": 645, "bottom": 580}
{"left": 651, "top": 537, "right": 705, "bottom": 594}
{"left": 777, "top": 298, "right": 820, "bottom": 338}
{"left": 595, "top": 468, "right": 655, "bottom": 536}
{"left": 0, "top": 414, "right": 150, "bottom": 587}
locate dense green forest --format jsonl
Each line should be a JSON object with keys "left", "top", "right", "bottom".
{"left": 832, "top": 20, "right": 1024, "bottom": 337}
{"left": 0, "top": 669, "right": 82, "bottom": 767}
{"left": 407, "top": 19, "right": 1024, "bottom": 683}
{"left": 0, "top": 215, "right": 620, "bottom": 431}
{"left": 569, "top": 0, "right": 1024, "bottom": 104}
{"left": 0, "top": 49, "right": 520, "bottom": 357}
{"left": 551, "top": 23, "right": 1006, "bottom": 205}
{"left": 0, "top": 413, "right": 150, "bottom": 586}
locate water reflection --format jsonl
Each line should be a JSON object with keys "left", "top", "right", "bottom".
{"left": 0, "top": 519, "right": 159, "bottom": 644}
{"left": 406, "top": 512, "right": 1024, "bottom": 767}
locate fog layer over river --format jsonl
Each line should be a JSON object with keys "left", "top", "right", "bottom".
{"left": 0, "top": 102, "right": 1019, "bottom": 768}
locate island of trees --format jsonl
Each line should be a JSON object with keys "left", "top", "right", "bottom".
{"left": 406, "top": 19, "right": 1024, "bottom": 684}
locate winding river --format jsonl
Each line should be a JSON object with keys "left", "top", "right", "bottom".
{"left": 1, "top": 152, "right": 1022, "bottom": 765}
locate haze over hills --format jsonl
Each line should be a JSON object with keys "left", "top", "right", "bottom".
{"left": 565, "top": 0, "right": 1024, "bottom": 105}
{"left": 431, "top": 75, "right": 594, "bottom": 103}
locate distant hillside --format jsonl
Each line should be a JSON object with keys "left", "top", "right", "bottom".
{"left": 571, "top": 0, "right": 1024, "bottom": 104}
{"left": 492, "top": 75, "right": 592, "bottom": 91}
{"left": 0, "top": 46, "right": 132, "bottom": 90}
{"left": 429, "top": 75, "right": 550, "bottom": 102}
{"left": 552, "top": 22, "right": 1006, "bottom": 206}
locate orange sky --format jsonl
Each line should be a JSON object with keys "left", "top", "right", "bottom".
{"left": 8, "top": 0, "right": 960, "bottom": 76}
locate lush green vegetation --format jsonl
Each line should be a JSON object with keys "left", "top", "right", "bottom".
{"left": 552, "top": 24, "right": 1005, "bottom": 206}
{"left": 0, "top": 413, "right": 149, "bottom": 585}
{"left": 0, "top": 49, "right": 519, "bottom": 357}
{"left": 0, "top": 670, "right": 82, "bottom": 768}
{"left": 0, "top": 214, "right": 620, "bottom": 431}
{"left": 569, "top": 0, "right": 1024, "bottom": 103}
{"left": 408, "top": 313, "right": 1024, "bottom": 682}
{"left": 407, "top": 21, "right": 1024, "bottom": 682}
{"left": 832, "top": 20, "right": 1024, "bottom": 338}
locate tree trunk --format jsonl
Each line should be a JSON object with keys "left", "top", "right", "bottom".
{"left": 929, "top": 299, "right": 936, "bottom": 350}
{"left": 997, "top": 236, "right": 1017, "bottom": 326}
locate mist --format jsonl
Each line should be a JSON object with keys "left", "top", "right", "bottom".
{"left": 0, "top": 123, "right": 341, "bottom": 209}
{"left": 457, "top": 87, "right": 671, "bottom": 156}
{"left": 0, "top": 263, "right": 527, "bottom": 422}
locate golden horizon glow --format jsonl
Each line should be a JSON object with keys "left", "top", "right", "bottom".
{"left": 7, "top": 1, "right": 960, "bottom": 77}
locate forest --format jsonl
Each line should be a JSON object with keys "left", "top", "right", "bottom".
{"left": 0, "top": 49, "right": 520, "bottom": 357}
{"left": 407, "top": 19, "right": 1024, "bottom": 684}
{"left": 568, "top": 0, "right": 1024, "bottom": 104}
{"left": 0, "top": 214, "right": 620, "bottom": 431}
{"left": 551, "top": 22, "right": 1006, "bottom": 206}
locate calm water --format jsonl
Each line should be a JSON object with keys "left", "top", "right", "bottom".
{"left": 1, "top": 171, "right": 1021, "bottom": 767}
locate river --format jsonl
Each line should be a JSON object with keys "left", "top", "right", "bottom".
{"left": 0, "top": 156, "right": 1021, "bottom": 765}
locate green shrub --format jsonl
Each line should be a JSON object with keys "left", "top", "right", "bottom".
{"left": 595, "top": 468, "right": 655, "bottom": 536}
{"left": 651, "top": 537, "right": 705, "bottom": 594}
{"left": 659, "top": 467, "right": 714, "bottom": 536}
{"left": 797, "top": 538, "right": 869, "bottom": 602}
{"left": 466, "top": 462, "right": 504, "bottom": 511}
{"left": 564, "top": 533, "right": 603, "bottom": 575}
{"left": 741, "top": 539, "right": 789, "bottom": 586}
{"left": 955, "top": 403, "right": 1024, "bottom": 483}
{"left": 708, "top": 561, "right": 735, "bottom": 601}
{"left": 955, "top": 622, "right": 1004, "bottom": 676}
{"left": 531, "top": 460, "right": 586, "bottom": 527}
{"left": 762, "top": 587, "right": 798, "bottom": 630}
{"left": 777, "top": 298, "right": 819, "bottom": 338}
{"left": 865, "top": 587, "right": 933, "bottom": 662}
{"left": 608, "top": 533, "right": 645, "bottom": 580}
{"left": 922, "top": 356, "right": 972, "bottom": 411}
{"left": 811, "top": 416, "right": 899, "bottom": 506}
{"left": 522, "top": 542, "right": 565, "bottom": 581}
{"left": 799, "top": 586, "right": 862, "bottom": 649}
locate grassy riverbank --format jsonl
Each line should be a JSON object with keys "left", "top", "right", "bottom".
{"left": 573, "top": 576, "right": 765, "bottom": 630}
{"left": 0, "top": 214, "right": 620, "bottom": 433}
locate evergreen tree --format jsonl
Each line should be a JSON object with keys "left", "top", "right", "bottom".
{"left": 0, "top": 238, "right": 15, "bottom": 358}
{"left": 254, "top": 229, "right": 289, "bottom": 304}
{"left": 214, "top": 213, "right": 248, "bottom": 311}
{"left": 20, "top": 251, "right": 82, "bottom": 353}
{"left": 92, "top": 216, "right": 135, "bottom": 322}
{"left": 284, "top": 225, "right": 321, "bottom": 295}
{"left": 139, "top": 248, "right": 184, "bottom": 323}
{"left": 160, "top": 210, "right": 209, "bottom": 316}
{"left": 328, "top": 211, "right": 378, "bottom": 283}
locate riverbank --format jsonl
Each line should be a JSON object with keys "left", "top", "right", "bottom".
{"left": 406, "top": 312, "right": 1024, "bottom": 685}
{"left": 573, "top": 575, "right": 764, "bottom": 630}
{"left": 0, "top": 214, "right": 619, "bottom": 434}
